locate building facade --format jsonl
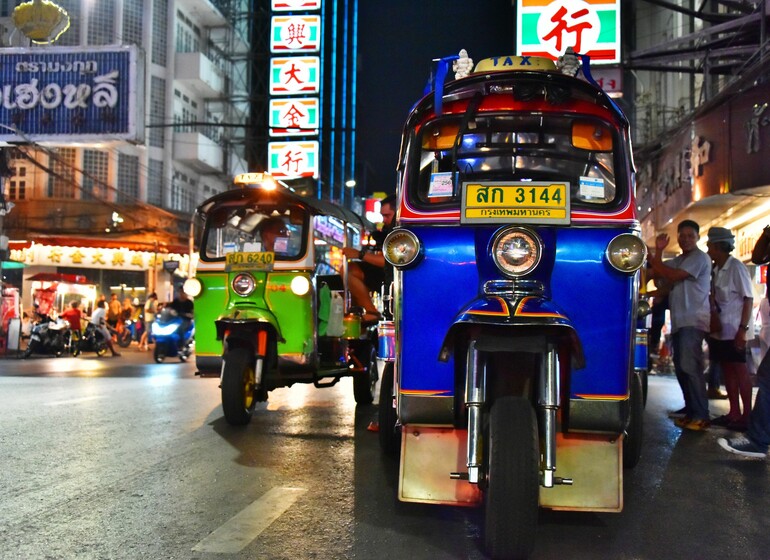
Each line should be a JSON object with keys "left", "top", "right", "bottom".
{"left": 0, "top": 0, "right": 251, "bottom": 309}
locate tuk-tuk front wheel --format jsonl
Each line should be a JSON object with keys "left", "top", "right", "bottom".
{"left": 352, "top": 343, "right": 377, "bottom": 405}
{"left": 484, "top": 396, "right": 539, "bottom": 560}
{"left": 377, "top": 362, "right": 400, "bottom": 456}
{"left": 221, "top": 346, "right": 258, "bottom": 426}
{"left": 623, "top": 370, "right": 644, "bottom": 469}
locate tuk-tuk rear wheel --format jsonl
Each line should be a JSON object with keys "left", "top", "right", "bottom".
{"left": 353, "top": 343, "right": 377, "bottom": 405}
{"left": 221, "top": 346, "right": 258, "bottom": 426}
{"left": 378, "top": 362, "right": 400, "bottom": 456}
{"left": 484, "top": 396, "right": 539, "bottom": 560}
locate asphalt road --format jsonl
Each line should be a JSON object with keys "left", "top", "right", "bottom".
{"left": 1, "top": 347, "right": 768, "bottom": 559}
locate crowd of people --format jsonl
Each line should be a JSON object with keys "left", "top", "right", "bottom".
{"left": 646, "top": 219, "right": 770, "bottom": 459}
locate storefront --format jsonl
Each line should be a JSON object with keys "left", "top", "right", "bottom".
{"left": 8, "top": 239, "right": 193, "bottom": 313}
{"left": 636, "top": 78, "right": 770, "bottom": 303}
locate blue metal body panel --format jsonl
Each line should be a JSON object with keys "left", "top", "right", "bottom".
{"left": 398, "top": 225, "right": 636, "bottom": 399}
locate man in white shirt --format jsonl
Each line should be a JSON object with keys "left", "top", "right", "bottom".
{"left": 648, "top": 219, "right": 711, "bottom": 431}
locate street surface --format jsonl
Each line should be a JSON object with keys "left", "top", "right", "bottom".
{"left": 1, "top": 347, "right": 768, "bottom": 559}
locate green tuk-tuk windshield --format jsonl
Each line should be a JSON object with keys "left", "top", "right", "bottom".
{"left": 200, "top": 202, "right": 308, "bottom": 262}
{"left": 408, "top": 113, "right": 625, "bottom": 211}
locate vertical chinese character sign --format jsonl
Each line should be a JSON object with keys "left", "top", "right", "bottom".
{"left": 516, "top": 0, "right": 620, "bottom": 64}
{"left": 268, "top": 141, "right": 319, "bottom": 178}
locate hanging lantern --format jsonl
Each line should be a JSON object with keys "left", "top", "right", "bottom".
{"left": 12, "top": 0, "right": 70, "bottom": 44}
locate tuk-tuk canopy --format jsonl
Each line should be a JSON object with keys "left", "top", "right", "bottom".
{"left": 196, "top": 174, "right": 364, "bottom": 230}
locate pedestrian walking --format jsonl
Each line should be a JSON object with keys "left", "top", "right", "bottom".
{"left": 705, "top": 227, "right": 754, "bottom": 432}
{"left": 718, "top": 225, "right": 770, "bottom": 458}
{"left": 647, "top": 219, "right": 712, "bottom": 431}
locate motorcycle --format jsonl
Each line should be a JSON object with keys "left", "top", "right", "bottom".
{"left": 23, "top": 316, "right": 70, "bottom": 358}
{"left": 73, "top": 323, "right": 110, "bottom": 357}
{"left": 151, "top": 308, "right": 194, "bottom": 363}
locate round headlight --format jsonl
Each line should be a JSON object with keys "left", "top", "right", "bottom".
{"left": 183, "top": 277, "right": 202, "bottom": 297}
{"left": 232, "top": 273, "right": 256, "bottom": 296}
{"left": 607, "top": 234, "right": 647, "bottom": 272}
{"left": 290, "top": 275, "right": 310, "bottom": 296}
{"left": 492, "top": 227, "right": 542, "bottom": 277}
{"left": 383, "top": 229, "right": 421, "bottom": 267}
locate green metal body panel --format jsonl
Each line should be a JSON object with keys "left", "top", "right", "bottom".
{"left": 193, "top": 272, "right": 227, "bottom": 359}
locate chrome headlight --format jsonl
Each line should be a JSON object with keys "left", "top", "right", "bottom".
{"left": 606, "top": 234, "right": 647, "bottom": 273}
{"left": 232, "top": 273, "right": 256, "bottom": 296}
{"left": 492, "top": 227, "right": 542, "bottom": 277}
{"left": 183, "top": 277, "right": 202, "bottom": 297}
{"left": 383, "top": 229, "right": 421, "bottom": 267}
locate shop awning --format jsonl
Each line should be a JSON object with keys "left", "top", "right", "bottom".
{"left": 26, "top": 272, "right": 90, "bottom": 284}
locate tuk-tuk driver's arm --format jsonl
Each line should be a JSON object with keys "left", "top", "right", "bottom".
{"left": 646, "top": 233, "right": 692, "bottom": 285}
{"left": 342, "top": 247, "right": 386, "bottom": 269}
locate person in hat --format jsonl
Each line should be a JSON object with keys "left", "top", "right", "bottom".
{"left": 718, "top": 225, "right": 770, "bottom": 458}
{"left": 705, "top": 226, "right": 754, "bottom": 432}
{"left": 647, "top": 219, "right": 712, "bottom": 431}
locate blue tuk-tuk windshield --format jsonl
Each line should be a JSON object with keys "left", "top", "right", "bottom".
{"left": 200, "top": 203, "right": 306, "bottom": 261}
{"left": 409, "top": 113, "right": 622, "bottom": 209}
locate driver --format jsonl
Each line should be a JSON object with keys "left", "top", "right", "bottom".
{"left": 341, "top": 194, "right": 396, "bottom": 324}
{"left": 258, "top": 217, "right": 289, "bottom": 253}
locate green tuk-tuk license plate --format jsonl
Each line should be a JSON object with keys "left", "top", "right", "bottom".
{"left": 461, "top": 181, "right": 570, "bottom": 225}
{"left": 225, "top": 251, "right": 275, "bottom": 272}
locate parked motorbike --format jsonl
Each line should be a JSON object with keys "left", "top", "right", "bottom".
{"left": 73, "top": 323, "right": 109, "bottom": 357}
{"left": 151, "top": 308, "right": 194, "bottom": 363}
{"left": 23, "top": 316, "right": 70, "bottom": 358}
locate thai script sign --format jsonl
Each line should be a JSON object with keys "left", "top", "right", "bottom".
{"left": 0, "top": 46, "right": 143, "bottom": 143}
{"left": 461, "top": 181, "right": 571, "bottom": 225}
{"left": 269, "top": 56, "right": 320, "bottom": 95}
{"left": 268, "top": 140, "right": 319, "bottom": 178}
{"left": 516, "top": 0, "right": 621, "bottom": 64}
{"left": 271, "top": 15, "right": 321, "bottom": 52}
{"left": 269, "top": 97, "right": 319, "bottom": 136}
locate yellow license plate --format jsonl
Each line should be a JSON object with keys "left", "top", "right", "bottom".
{"left": 225, "top": 251, "right": 275, "bottom": 272}
{"left": 461, "top": 182, "right": 570, "bottom": 225}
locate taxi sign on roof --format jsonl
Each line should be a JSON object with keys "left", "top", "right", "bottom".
{"left": 473, "top": 56, "right": 557, "bottom": 74}
{"left": 234, "top": 173, "right": 278, "bottom": 190}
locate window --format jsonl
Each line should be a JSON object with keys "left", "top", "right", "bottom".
{"left": 9, "top": 179, "right": 26, "bottom": 200}
{"left": 123, "top": 0, "right": 144, "bottom": 46}
{"left": 149, "top": 77, "right": 166, "bottom": 147}
{"left": 83, "top": 149, "right": 109, "bottom": 200}
{"left": 87, "top": 0, "right": 114, "bottom": 45}
{"left": 47, "top": 148, "right": 76, "bottom": 199}
{"left": 410, "top": 114, "right": 621, "bottom": 211}
{"left": 55, "top": 0, "right": 80, "bottom": 46}
{"left": 152, "top": 0, "right": 168, "bottom": 66}
{"left": 118, "top": 154, "right": 140, "bottom": 202}
{"left": 175, "top": 10, "right": 200, "bottom": 53}
{"left": 148, "top": 159, "right": 164, "bottom": 206}
{"left": 202, "top": 203, "right": 307, "bottom": 262}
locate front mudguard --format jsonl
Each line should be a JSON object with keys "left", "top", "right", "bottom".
{"left": 215, "top": 306, "right": 283, "bottom": 357}
{"left": 439, "top": 295, "right": 583, "bottom": 369}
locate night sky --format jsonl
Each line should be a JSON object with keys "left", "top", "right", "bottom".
{"left": 356, "top": 1, "right": 514, "bottom": 197}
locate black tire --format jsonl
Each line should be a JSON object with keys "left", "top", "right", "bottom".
{"left": 221, "top": 346, "right": 258, "bottom": 426}
{"left": 117, "top": 329, "right": 132, "bottom": 348}
{"left": 153, "top": 343, "right": 166, "bottom": 363}
{"left": 484, "top": 396, "right": 539, "bottom": 560}
{"left": 641, "top": 368, "right": 649, "bottom": 408}
{"left": 353, "top": 343, "right": 377, "bottom": 405}
{"left": 95, "top": 342, "right": 108, "bottom": 357}
{"left": 23, "top": 344, "right": 33, "bottom": 359}
{"left": 377, "top": 362, "right": 400, "bottom": 456}
{"left": 623, "top": 371, "right": 644, "bottom": 469}
{"left": 72, "top": 343, "right": 81, "bottom": 357}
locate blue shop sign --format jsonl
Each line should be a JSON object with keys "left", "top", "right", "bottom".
{"left": 0, "top": 46, "right": 144, "bottom": 143}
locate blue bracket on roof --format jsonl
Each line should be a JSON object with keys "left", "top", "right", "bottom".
{"left": 423, "top": 54, "right": 460, "bottom": 115}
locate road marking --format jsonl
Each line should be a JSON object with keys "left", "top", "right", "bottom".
{"left": 192, "top": 486, "right": 307, "bottom": 553}
{"left": 44, "top": 396, "right": 105, "bottom": 406}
